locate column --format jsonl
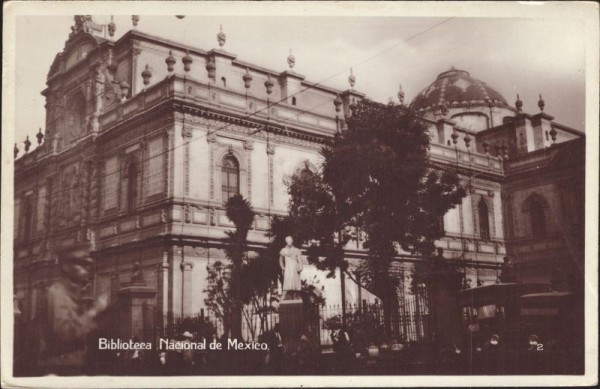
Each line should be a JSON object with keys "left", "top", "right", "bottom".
{"left": 180, "top": 249, "right": 194, "bottom": 317}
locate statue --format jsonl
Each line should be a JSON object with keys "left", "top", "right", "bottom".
{"left": 279, "top": 236, "right": 303, "bottom": 300}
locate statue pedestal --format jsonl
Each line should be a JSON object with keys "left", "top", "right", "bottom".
{"left": 425, "top": 268, "right": 463, "bottom": 349}
{"left": 118, "top": 283, "right": 157, "bottom": 341}
{"left": 279, "top": 298, "right": 304, "bottom": 354}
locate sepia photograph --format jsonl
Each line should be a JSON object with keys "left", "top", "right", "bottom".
{"left": 2, "top": 1, "right": 598, "bottom": 387}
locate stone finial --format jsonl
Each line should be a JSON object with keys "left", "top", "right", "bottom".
{"left": 166, "top": 50, "right": 176, "bottom": 73}
{"left": 464, "top": 133, "right": 471, "bottom": 148}
{"left": 397, "top": 84, "right": 405, "bottom": 105}
{"left": 538, "top": 93, "right": 545, "bottom": 112}
{"left": 206, "top": 57, "right": 216, "bottom": 80}
{"left": 141, "top": 64, "right": 152, "bottom": 86}
{"left": 349, "top": 99, "right": 358, "bottom": 114}
{"left": 217, "top": 24, "right": 226, "bottom": 47}
{"left": 182, "top": 49, "right": 192, "bottom": 73}
{"left": 287, "top": 48, "right": 295, "bottom": 70}
{"left": 440, "top": 101, "right": 449, "bottom": 116}
{"left": 243, "top": 67, "right": 253, "bottom": 89}
{"left": 501, "top": 143, "right": 509, "bottom": 159}
{"left": 333, "top": 94, "right": 342, "bottom": 113}
{"left": 24, "top": 136, "right": 32, "bottom": 153}
{"left": 71, "top": 15, "right": 97, "bottom": 37}
{"left": 108, "top": 16, "right": 116, "bottom": 38}
{"left": 14, "top": 143, "right": 19, "bottom": 159}
{"left": 515, "top": 94, "right": 523, "bottom": 113}
{"left": 348, "top": 68, "right": 356, "bottom": 89}
{"left": 119, "top": 80, "right": 130, "bottom": 100}
{"left": 482, "top": 141, "right": 489, "bottom": 154}
{"left": 451, "top": 131, "right": 459, "bottom": 145}
{"left": 132, "top": 15, "right": 139, "bottom": 28}
{"left": 36, "top": 128, "right": 44, "bottom": 145}
{"left": 264, "top": 74, "right": 274, "bottom": 95}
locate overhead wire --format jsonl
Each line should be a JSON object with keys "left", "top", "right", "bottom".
{"left": 16, "top": 16, "right": 456, "bottom": 200}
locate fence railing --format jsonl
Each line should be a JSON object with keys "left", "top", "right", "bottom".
{"left": 143, "top": 306, "right": 281, "bottom": 346}
{"left": 144, "top": 293, "right": 431, "bottom": 349}
{"left": 318, "top": 294, "right": 430, "bottom": 348}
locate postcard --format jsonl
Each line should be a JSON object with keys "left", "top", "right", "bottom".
{"left": 2, "top": 1, "right": 598, "bottom": 387}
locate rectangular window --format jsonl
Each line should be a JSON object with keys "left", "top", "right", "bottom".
{"left": 21, "top": 196, "right": 34, "bottom": 243}
{"left": 104, "top": 156, "right": 119, "bottom": 210}
{"left": 14, "top": 198, "right": 20, "bottom": 240}
{"left": 37, "top": 186, "right": 46, "bottom": 232}
{"left": 147, "top": 138, "right": 164, "bottom": 197}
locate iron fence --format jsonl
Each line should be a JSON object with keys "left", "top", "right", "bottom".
{"left": 143, "top": 306, "right": 281, "bottom": 346}
{"left": 318, "top": 294, "right": 430, "bottom": 348}
{"left": 144, "top": 294, "right": 430, "bottom": 351}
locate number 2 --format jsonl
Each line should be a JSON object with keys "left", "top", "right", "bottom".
{"left": 536, "top": 343, "right": 544, "bottom": 351}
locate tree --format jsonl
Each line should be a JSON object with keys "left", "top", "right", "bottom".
{"left": 204, "top": 259, "right": 233, "bottom": 336}
{"left": 239, "top": 249, "right": 281, "bottom": 338}
{"left": 224, "top": 194, "right": 254, "bottom": 340}
{"left": 285, "top": 99, "right": 465, "bottom": 334}
{"left": 205, "top": 195, "right": 284, "bottom": 341}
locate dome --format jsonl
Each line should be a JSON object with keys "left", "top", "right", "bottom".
{"left": 409, "top": 68, "right": 508, "bottom": 112}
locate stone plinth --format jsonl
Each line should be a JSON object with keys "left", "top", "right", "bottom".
{"left": 425, "top": 268, "right": 463, "bottom": 350}
{"left": 278, "top": 298, "right": 304, "bottom": 353}
{"left": 118, "top": 283, "right": 157, "bottom": 341}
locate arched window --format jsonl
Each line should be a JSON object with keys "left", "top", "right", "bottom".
{"left": 291, "top": 96, "right": 297, "bottom": 106}
{"left": 65, "top": 95, "right": 86, "bottom": 143}
{"left": 478, "top": 199, "right": 490, "bottom": 241}
{"left": 529, "top": 198, "right": 546, "bottom": 238}
{"left": 221, "top": 155, "right": 239, "bottom": 203}
{"left": 126, "top": 162, "right": 138, "bottom": 213}
{"left": 221, "top": 77, "right": 227, "bottom": 87}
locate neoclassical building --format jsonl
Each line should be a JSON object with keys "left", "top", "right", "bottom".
{"left": 13, "top": 17, "right": 585, "bottom": 333}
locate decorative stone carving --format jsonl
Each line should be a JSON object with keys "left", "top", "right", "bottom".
{"left": 243, "top": 68, "right": 253, "bottom": 90}
{"left": 207, "top": 132, "right": 218, "bottom": 143}
{"left": 243, "top": 140, "right": 254, "bottom": 150}
{"left": 108, "top": 16, "right": 116, "bottom": 38}
{"left": 287, "top": 49, "right": 295, "bottom": 70}
{"left": 165, "top": 50, "right": 176, "bottom": 73}
{"left": 131, "top": 261, "right": 145, "bottom": 284}
{"left": 80, "top": 161, "right": 90, "bottom": 226}
{"left": 206, "top": 58, "right": 216, "bottom": 81}
{"left": 182, "top": 50, "right": 192, "bottom": 73}
{"left": 185, "top": 204, "right": 192, "bottom": 223}
{"left": 348, "top": 68, "right": 356, "bottom": 89}
{"left": 209, "top": 207, "right": 216, "bottom": 226}
{"left": 182, "top": 126, "right": 193, "bottom": 138}
{"left": 180, "top": 261, "right": 194, "bottom": 271}
{"left": 217, "top": 25, "right": 226, "bottom": 47}
{"left": 70, "top": 15, "right": 97, "bottom": 37}
{"left": 264, "top": 74, "right": 274, "bottom": 95}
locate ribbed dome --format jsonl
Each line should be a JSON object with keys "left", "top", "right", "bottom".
{"left": 410, "top": 68, "right": 508, "bottom": 112}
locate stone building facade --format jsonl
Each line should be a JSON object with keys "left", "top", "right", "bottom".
{"left": 13, "top": 17, "right": 585, "bottom": 329}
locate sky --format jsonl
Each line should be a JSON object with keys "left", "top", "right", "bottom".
{"left": 12, "top": 9, "right": 588, "bottom": 151}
